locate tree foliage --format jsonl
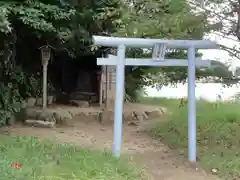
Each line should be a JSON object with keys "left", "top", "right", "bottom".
{"left": 114, "top": 0, "right": 233, "bottom": 100}
{"left": 0, "top": 0, "right": 234, "bottom": 124}
{"left": 190, "top": 0, "right": 240, "bottom": 77}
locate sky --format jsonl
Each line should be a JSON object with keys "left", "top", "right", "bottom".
{"left": 145, "top": 33, "right": 240, "bottom": 101}
{"left": 201, "top": 33, "right": 240, "bottom": 70}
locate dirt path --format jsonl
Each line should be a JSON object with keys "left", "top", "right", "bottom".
{"left": 5, "top": 119, "right": 220, "bottom": 180}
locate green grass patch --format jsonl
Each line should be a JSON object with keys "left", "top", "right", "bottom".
{"left": 0, "top": 136, "right": 142, "bottom": 180}
{"left": 141, "top": 97, "right": 240, "bottom": 179}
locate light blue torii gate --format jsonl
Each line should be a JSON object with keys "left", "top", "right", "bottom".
{"left": 93, "top": 35, "right": 218, "bottom": 162}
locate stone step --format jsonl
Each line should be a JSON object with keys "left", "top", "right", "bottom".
{"left": 25, "top": 119, "right": 55, "bottom": 128}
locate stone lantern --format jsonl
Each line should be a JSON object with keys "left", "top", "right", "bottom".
{"left": 39, "top": 45, "right": 54, "bottom": 109}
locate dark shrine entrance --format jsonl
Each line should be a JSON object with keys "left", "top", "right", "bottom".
{"left": 49, "top": 53, "right": 101, "bottom": 104}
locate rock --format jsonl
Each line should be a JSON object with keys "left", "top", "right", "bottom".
{"left": 142, "top": 112, "right": 148, "bottom": 120}
{"left": 23, "top": 108, "right": 56, "bottom": 122}
{"left": 15, "top": 108, "right": 27, "bottom": 122}
{"left": 38, "top": 110, "right": 56, "bottom": 122}
{"left": 123, "top": 111, "right": 133, "bottom": 122}
{"left": 134, "top": 111, "right": 144, "bottom": 121}
{"left": 77, "top": 111, "right": 101, "bottom": 123}
{"left": 53, "top": 110, "right": 72, "bottom": 125}
{"left": 88, "top": 112, "right": 101, "bottom": 121}
{"left": 76, "top": 112, "right": 89, "bottom": 120}
{"left": 159, "top": 107, "right": 167, "bottom": 114}
{"left": 90, "top": 95, "right": 98, "bottom": 102}
{"left": 145, "top": 110, "right": 162, "bottom": 119}
{"left": 132, "top": 112, "right": 138, "bottom": 120}
{"left": 70, "top": 100, "right": 89, "bottom": 107}
{"left": 128, "top": 121, "right": 140, "bottom": 126}
{"left": 47, "top": 96, "right": 54, "bottom": 105}
{"left": 7, "top": 116, "right": 16, "bottom": 126}
{"left": 26, "top": 97, "right": 36, "bottom": 107}
{"left": 36, "top": 98, "right": 43, "bottom": 106}
{"left": 24, "top": 108, "right": 42, "bottom": 119}
{"left": 97, "top": 112, "right": 102, "bottom": 122}
{"left": 67, "top": 109, "right": 80, "bottom": 117}
{"left": 21, "top": 101, "right": 27, "bottom": 108}
{"left": 100, "top": 110, "right": 114, "bottom": 124}
{"left": 25, "top": 119, "right": 55, "bottom": 128}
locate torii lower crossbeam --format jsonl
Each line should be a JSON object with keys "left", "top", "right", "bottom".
{"left": 93, "top": 35, "right": 218, "bottom": 163}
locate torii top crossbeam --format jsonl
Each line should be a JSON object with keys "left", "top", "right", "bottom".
{"left": 93, "top": 36, "right": 219, "bottom": 49}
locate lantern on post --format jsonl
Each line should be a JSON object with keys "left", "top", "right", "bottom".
{"left": 39, "top": 44, "right": 54, "bottom": 109}
{"left": 40, "top": 45, "right": 51, "bottom": 66}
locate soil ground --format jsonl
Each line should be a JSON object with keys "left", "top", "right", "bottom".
{"left": 2, "top": 118, "right": 221, "bottom": 180}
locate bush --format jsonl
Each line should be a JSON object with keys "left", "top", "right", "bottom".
{"left": 0, "top": 82, "right": 22, "bottom": 125}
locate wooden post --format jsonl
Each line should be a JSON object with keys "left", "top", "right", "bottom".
{"left": 99, "top": 66, "right": 103, "bottom": 106}
{"left": 105, "top": 65, "right": 109, "bottom": 108}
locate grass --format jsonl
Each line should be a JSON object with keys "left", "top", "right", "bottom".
{"left": 0, "top": 136, "right": 141, "bottom": 180}
{"left": 140, "top": 97, "right": 240, "bottom": 179}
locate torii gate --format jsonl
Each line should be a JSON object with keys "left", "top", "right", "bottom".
{"left": 93, "top": 35, "right": 218, "bottom": 162}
